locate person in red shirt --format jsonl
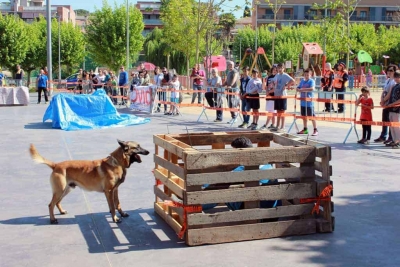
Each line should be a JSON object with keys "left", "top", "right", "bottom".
{"left": 356, "top": 87, "right": 374, "bottom": 144}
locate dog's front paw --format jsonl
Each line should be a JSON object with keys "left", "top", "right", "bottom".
{"left": 119, "top": 212, "right": 129, "bottom": 217}
{"left": 50, "top": 219, "right": 58, "bottom": 224}
{"left": 113, "top": 216, "right": 122, "bottom": 223}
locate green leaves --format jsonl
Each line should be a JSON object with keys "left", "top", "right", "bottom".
{"left": 0, "top": 14, "right": 29, "bottom": 69}
{"left": 85, "top": 0, "right": 144, "bottom": 71}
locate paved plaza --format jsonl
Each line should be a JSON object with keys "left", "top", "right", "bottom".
{"left": 0, "top": 92, "right": 399, "bottom": 267}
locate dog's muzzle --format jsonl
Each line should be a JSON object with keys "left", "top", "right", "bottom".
{"left": 129, "top": 148, "right": 150, "bottom": 164}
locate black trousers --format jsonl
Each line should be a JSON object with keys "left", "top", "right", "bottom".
{"left": 323, "top": 86, "right": 334, "bottom": 111}
{"left": 37, "top": 87, "right": 48, "bottom": 103}
{"left": 334, "top": 87, "right": 345, "bottom": 111}
{"left": 205, "top": 91, "right": 223, "bottom": 120}
{"left": 379, "top": 108, "right": 392, "bottom": 140}
{"left": 361, "top": 120, "right": 371, "bottom": 140}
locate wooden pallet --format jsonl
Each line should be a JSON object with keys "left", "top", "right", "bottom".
{"left": 153, "top": 131, "right": 334, "bottom": 246}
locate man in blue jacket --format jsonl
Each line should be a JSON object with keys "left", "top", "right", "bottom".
{"left": 118, "top": 66, "right": 128, "bottom": 105}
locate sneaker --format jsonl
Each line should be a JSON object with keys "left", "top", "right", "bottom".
{"left": 359, "top": 139, "right": 370, "bottom": 145}
{"left": 357, "top": 139, "right": 366, "bottom": 144}
{"left": 277, "top": 128, "right": 286, "bottom": 133}
{"left": 267, "top": 124, "right": 275, "bottom": 129}
{"left": 386, "top": 141, "right": 396, "bottom": 147}
{"left": 312, "top": 130, "right": 319, "bottom": 136}
{"left": 238, "top": 122, "right": 248, "bottom": 128}
{"left": 392, "top": 143, "right": 400, "bottom": 149}
{"left": 259, "top": 124, "right": 267, "bottom": 130}
{"left": 227, "top": 118, "right": 237, "bottom": 124}
{"left": 214, "top": 119, "right": 222, "bottom": 122}
{"left": 297, "top": 129, "right": 309, "bottom": 135}
{"left": 384, "top": 139, "right": 393, "bottom": 145}
{"left": 374, "top": 137, "right": 385, "bottom": 143}
{"left": 156, "top": 107, "right": 160, "bottom": 113}
{"left": 270, "top": 127, "right": 279, "bottom": 132}
{"left": 247, "top": 123, "right": 256, "bottom": 129}
{"left": 250, "top": 124, "right": 258, "bottom": 130}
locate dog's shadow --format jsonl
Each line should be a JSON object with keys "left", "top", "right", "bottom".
{"left": 0, "top": 208, "right": 186, "bottom": 252}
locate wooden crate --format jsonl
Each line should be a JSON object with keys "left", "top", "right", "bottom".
{"left": 153, "top": 131, "right": 334, "bottom": 246}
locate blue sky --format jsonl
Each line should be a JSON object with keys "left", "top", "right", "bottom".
{"left": 52, "top": 0, "right": 247, "bottom": 19}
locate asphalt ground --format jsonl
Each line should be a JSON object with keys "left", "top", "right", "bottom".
{"left": 0, "top": 91, "right": 399, "bottom": 267}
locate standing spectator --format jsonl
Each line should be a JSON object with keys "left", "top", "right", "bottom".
{"left": 154, "top": 67, "right": 166, "bottom": 113}
{"left": 374, "top": 65, "right": 397, "bottom": 143}
{"left": 205, "top": 68, "right": 223, "bottom": 122}
{"left": 142, "top": 70, "right": 150, "bottom": 86}
{"left": 166, "top": 75, "right": 180, "bottom": 116}
{"left": 241, "top": 68, "right": 263, "bottom": 130}
{"left": 102, "top": 70, "right": 111, "bottom": 93}
{"left": 36, "top": 68, "right": 49, "bottom": 104}
{"left": 81, "top": 70, "right": 90, "bottom": 94}
{"left": 75, "top": 69, "right": 83, "bottom": 94}
{"left": 223, "top": 61, "right": 240, "bottom": 124}
{"left": 356, "top": 87, "right": 374, "bottom": 145}
{"left": 161, "top": 67, "right": 172, "bottom": 114}
{"left": 260, "top": 66, "right": 278, "bottom": 130}
{"left": 366, "top": 69, "right": 373, "bottom": 87}
{"left": 238, "top": 66, "right": 251, "bottom": 128}
{"left": 110, "top": 75, "right": 118, "bottom": 105}
{"left": 15, "top": 65, "right": 24, "bottom": 87}
{"left": 321, "top": 62, "right": 335, "bottom": 112}
{"left": 190, "top": 63, "right": 205, "bottom": 104}
{"left": 271, "top": 63, "right": 295, "bottom": 132}
{"left": 332, "top": 62, "right": 348, "bottom": 113}
{"left": 118, "top": 66, "right": 128, "bottom": 105}
{"left": 138, "top": 63, "right": 146, "bottom": 75}
{"left": 95, "top": 70, "right": 105, "bottom": 90}
{"left": 296, "top": 69, "right": 318, "bottom": 136}
{"left": 234, "top": 61, "right": 240, "bottom": 71}
{"left": 382, "top": 70, "right": 400, "bottom": 148}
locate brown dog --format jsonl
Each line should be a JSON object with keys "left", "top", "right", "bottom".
{"left": 29, "top": 140, "right": 149, "bottom": 224}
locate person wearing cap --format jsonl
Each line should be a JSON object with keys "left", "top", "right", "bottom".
{"left": 238, "top": 66, "right": 251, "bottom": 128}
{"left": 271, "top": 63, "right": 295, "bottom": 132}
{"left": 223, "top": 61, "right": 240, "bottom": 124}
{"left": 321, "top": 62, "right": 335, "bottom": 112}
{"left": 332, "top": 62, "right": 349, "bottom": 113}
{"left": 356, "top": 86, "right": 374, "bottom": 145}
{"left": 240, "top": 68, "right": 263, "bottom": 130}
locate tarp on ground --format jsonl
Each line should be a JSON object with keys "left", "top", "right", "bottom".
{"left": 43, "top": 89, "right": 150, "bottom": 131}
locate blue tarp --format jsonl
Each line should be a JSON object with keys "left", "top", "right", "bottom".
{"left": 43, "top": 89, "right": 150, "bottom": 131}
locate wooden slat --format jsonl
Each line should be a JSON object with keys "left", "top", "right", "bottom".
{"left": 184, "top": 146, "right": 316, "bottom": 170}
{"left": 154, "top": 185, "right": 184, "bottom": 218}
{"left": 320, "top": 152, "right": 333, "bottom": 232}
{"left": 154, "top": 169, "right": 184, "bottom": 198}
{"left": 184, "top": 183, "right": 315, "bottom": 205}
{"left": 187, "top": 204, "right": 314, "bottom": 226}
{"left": 314, "top": 161, "right": 332, "bottom": 176}
{"left": 154, "top": 154, "right": 185, "bottom": 179}
{"left": 186, "top": 219, "right": 316, "bottom": 246}
{"left": 170, "top": 132, "right": 274, "bottom": 146}
{"left": 186, "top": 166, "right": 315, "bottom": 186}
{"left": 154, "top": 202, "right": 182, "bottom": 235}
{"left": 153, "top": 135, "right": 193, "bottom": 158}
{"left": 272, "top": 134, "right": 330, "bottom": 159}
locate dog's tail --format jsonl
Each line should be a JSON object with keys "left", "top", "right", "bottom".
{"left": 29, "top": 144, "right": 56, "bottom": 169}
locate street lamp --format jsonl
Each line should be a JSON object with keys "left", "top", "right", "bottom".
{"left": 57, "top": 14, "right": 61, "bottom": 87}
{"left": 126, "top": 0, "right": 130, "bottom": 70}
{"left": 46, "top": 0, "right": 52, "bottom": 91}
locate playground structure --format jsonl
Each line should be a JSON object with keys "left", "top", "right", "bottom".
{"left": 300, "top": 42, "right": 324, "bottom": 76}
{"left": 239, "top": 47, "right": 272, "bottom": 72}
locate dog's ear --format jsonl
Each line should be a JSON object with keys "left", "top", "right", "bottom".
{"left": 117, "top": 140, "right": 129, "bottom": 151}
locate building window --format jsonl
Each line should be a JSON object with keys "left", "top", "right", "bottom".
{"left": 309, "top": 10, "right": 317, "bottom": 19}
{"left": 360, "top": 11, "right": 366, "bottom": 19}
{"left": 283, "top": 9, "right": 291, "bottom": 19}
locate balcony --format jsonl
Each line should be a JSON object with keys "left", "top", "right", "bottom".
{"left": 260, "top": 14, "right": 298, "bottom": 20}
{"left": 143, "top": 19, "right": 163, "bottom": 26}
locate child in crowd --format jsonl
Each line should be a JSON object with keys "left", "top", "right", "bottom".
{"left": 356, "top": 87, "right": 374, "bottom": 144}
{"left": 166, "top": 74, "right": 180, "bottom": 116}
{"left": 110, "top": 75, "right": 118, "bottom": 105}
{"left": 241, "top": 68, "right": 263, "bottom": 130}
{"left": 296, "top": 69, "right": 318, "bottom": 136}
{"left": 260, "top": 66, "right": 277, "bottom": 130}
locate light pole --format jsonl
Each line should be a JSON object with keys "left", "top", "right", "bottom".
{"left": 323, "top": 0, "right": 327, "bottom": 54}
{"left": 57, "top": 14, "right": 61, "bottom": 87}
{"left": 255, "top": 3, "right": 258, "bottom": 50}
{"left": 126, "top": 0, "right": 130, "bottom": 70}
{"left": 46, "top": 0, "right": 52, "bottom": 90}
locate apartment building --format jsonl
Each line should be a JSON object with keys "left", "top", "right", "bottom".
{"left": 0, "top": 0, "right": 75, "bottom": 24}
{"left": 136, "top": 1, "right": 163, "bottom": 36}
{"left": 252, "top": 0, "right": 400, "bottom": 29}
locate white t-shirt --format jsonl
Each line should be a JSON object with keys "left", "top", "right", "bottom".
{"left": 153, "top": 73, "right": 164, "bottom": 87}
{"left": 170, "top": 80, "right": 180, "bottom": 99}
{"left": 245, "top": 78, "right": 263, "bottom": 94}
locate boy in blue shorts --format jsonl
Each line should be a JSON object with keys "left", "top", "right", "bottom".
{"left": 166, "top": 74, "right": 180, "bottom": 115}
{"left": 296, "top": 69, "right": 318, "bottom": 136}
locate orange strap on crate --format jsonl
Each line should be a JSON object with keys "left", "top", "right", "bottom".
{"left": 164, "top": 200, "right": 202, "bottom": 239}
{"left": 300, "top": 185, "right": 333, "bottom": 215}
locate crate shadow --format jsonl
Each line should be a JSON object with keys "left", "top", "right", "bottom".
{"left": 24, "top": 122, "right": 54, "bottom": 130}
{"left": 269, "top": 191, "right": 400, "bottom": 266}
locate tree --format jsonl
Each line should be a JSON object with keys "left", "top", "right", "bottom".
{"left": 86, "top": 1, "right": 144, "bottom": 71}
{"left": 218, "top": 13, "right": 236, "bottom": 48}
{"left": 0, "top": 14, "right": 29, "bottom": 70}
{"left": 243, "top": 6, "right": 251, "bottom": 18}
{"left": 75, "top": 9, "right": 90, "bottom": 16}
